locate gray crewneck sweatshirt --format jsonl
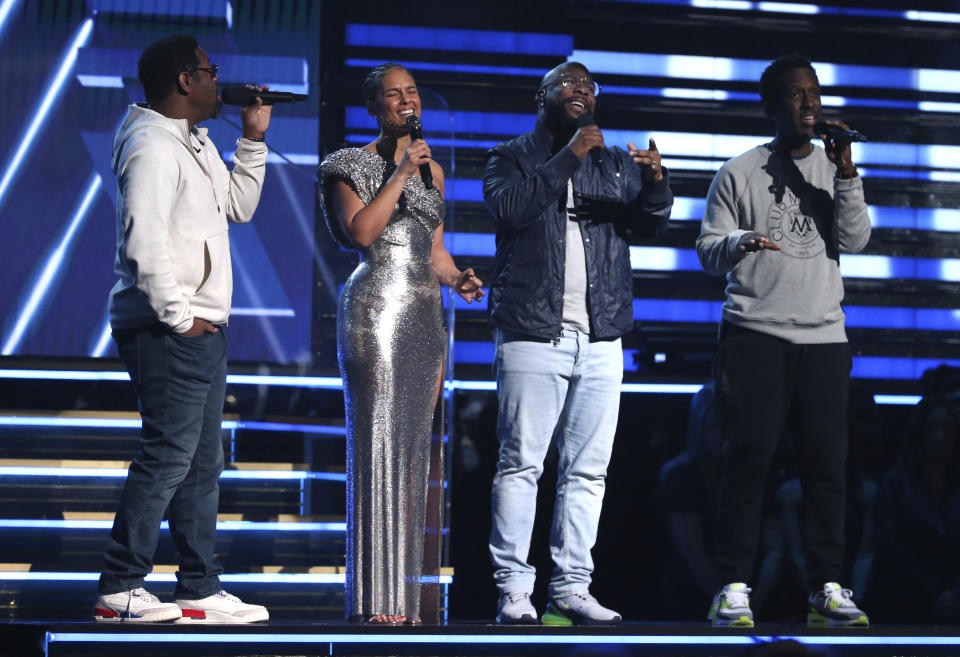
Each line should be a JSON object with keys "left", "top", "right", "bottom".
{"left": 696, "top": 143, "right": 871, "bottom": 344}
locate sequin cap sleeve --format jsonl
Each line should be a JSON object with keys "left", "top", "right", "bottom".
{"left": 317, "top": 148, "right": 384, "bottom": 249}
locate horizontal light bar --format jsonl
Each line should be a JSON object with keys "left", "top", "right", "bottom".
{"left": 0, "top": 369, "right": 921, "bottom": 402}
{"left": 0, "top": 465, "right": 345, "bottom": 481}
{"left": 601, "top": 0, "right": 960, "bottom": 24}
{"left": 0, "top": 519, "right": 346, "bottom": 531}
{"left": 0, "top": 415, "right": 345, "bottom": 435}
{"left": 630, "top": 299, "right": 960, "bottom": 331}
{"left": 4, "top": 572, "right": 451, "bottom": 584}
{"left": 345, "top": 57, "right": 546, "bottom": 77}
{"left": 43, "top": 631, "right": 960, "bottom": 646}
{"left": 345, "top": 134, "right": 503, "bottom": 150}
{"left": 346, "top": 24, "right": 573, "bottom": 55}
{"left": 76, "top": 74, "right": 123, "bottom": 87}
{"left": 874, "top": 395, "right": 921, "bottom": 405}
{"left": 573, "top": 49, "right": 960, "bottom": 94}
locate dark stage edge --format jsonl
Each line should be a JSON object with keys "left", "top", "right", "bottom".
{"left": 4, "top": 621, "right": 960, "bottom": 657}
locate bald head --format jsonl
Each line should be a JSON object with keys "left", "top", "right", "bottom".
{"left": 539, "top": 61, "right": 591, "bottom": 91}
{"left": 536, "top": 61, "right": 598, "bottom": 136}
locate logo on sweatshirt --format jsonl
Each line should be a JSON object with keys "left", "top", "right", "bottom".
{"left": 767, "top": 191, "right": 824, "bottom": 259}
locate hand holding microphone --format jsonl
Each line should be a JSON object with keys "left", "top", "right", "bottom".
{"left": 815, "top": 119, "right": 862, "bottom": 179}
{"left": 221, "top": 85, "right": 286, "bottom": 141}
{"left": 568, "top": 112, "right": 605, "bottom": 167}
{"left": 404, "top": 114, "right": 433, "bottom": 190}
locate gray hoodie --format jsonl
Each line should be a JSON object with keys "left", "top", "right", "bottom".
{"left": 696, "top": 144, "right": 871, "bottom": 344}
{"left": 108, "top": 104, "right": 267, "bottom": 333}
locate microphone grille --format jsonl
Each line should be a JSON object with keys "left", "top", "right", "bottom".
{"left": 405, "top": 114, "right": 421, "bottom": 131}
{"left": 576, "top": 111, "right": 596, "bottom": 128}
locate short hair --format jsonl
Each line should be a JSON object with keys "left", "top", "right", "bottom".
{"left": 362, "top": 62, "right": 408, "bottom": 106}
{"left": 138, "top": 34, "right": 200, "bottom": 105}
{"left": 759, "top": 54, "right": 817, "bottom": 117}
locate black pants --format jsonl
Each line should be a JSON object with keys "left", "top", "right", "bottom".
{"left": 712, "top": 322, "right": 850, "bottom": 591}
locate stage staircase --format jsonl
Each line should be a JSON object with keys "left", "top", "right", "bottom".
{"left": 0, "top": 402, "right": 451, "bottom": 622}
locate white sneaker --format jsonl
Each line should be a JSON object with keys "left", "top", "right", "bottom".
{"left": 497, "top": 590, "right": 538, "bottom": 624}
{"left": 709, "top": 582, "right": 754, "bottom": 628}
{"left": 543, "top": 592, "right": 621, "bottom": 626}
{"left": 94, "top": 587, "right": 182, "bottom": 623}
{"left": 175, "top": 590, "right": 269, "bottom": 623}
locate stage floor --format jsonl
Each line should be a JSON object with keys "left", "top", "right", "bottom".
{"left": 3, "top": 621, "right": 960, "bottom": 657}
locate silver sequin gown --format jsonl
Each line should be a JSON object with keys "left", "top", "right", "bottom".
{"left": 318, "top": 148, "right": 446, "bottom": 621}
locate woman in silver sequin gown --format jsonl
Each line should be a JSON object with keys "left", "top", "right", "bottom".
{"left": 318, "top": 64, "right": 484, "bottom": 624}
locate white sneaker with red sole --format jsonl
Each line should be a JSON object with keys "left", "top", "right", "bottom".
{"left": 94, "top": 587, "right": 182, "bottom": 623}
{"left": 175, "top": 590, "right": 269, "bottom": 624}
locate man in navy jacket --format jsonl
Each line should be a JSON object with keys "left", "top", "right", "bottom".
{"left": 483, "top": 61, "right": 673, "bottom": 625}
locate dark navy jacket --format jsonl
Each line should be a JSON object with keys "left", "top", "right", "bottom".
{"left": 482, "top": 119, "right": 673, "bottom": 340}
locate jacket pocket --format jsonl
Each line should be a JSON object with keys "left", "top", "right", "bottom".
{"left": 195, "top": 229, "right": 228, "bottom": 295}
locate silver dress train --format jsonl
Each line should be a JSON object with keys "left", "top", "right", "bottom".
{"left": 318, "top": 148, "right": 446, "bottom": 621}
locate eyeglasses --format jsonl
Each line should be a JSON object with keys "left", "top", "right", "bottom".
{"left": 185, "top": 64, "right": 218, "bottom": 78}
{"left": 557, "top": 74, "right": 601, "bottom": 96}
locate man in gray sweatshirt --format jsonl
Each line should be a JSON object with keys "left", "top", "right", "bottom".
{"left": 696, "top": 54, "right": 871, "bottom": 629}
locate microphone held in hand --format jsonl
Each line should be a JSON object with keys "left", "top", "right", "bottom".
{"left": 576, "top": 111, "right": 603, "bottom": 170}
{"left": 220, "top": 86, "right": 307, "bottom": 106}
{"left": 404, "top": 114, "right": 433, "bottom": 190}
{"left": 814, "top": 120, "right": 867, "bottom": 143}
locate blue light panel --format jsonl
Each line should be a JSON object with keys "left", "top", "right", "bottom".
{"left": 346, "top": 24, "right": 573, "bottom": 55}
{"left": 0, "top": 18, "right": 94, "bottom": 210}
{"left": 88, "top": 0, "right": 232, "bottom": 22}
{"left": 598, "top": 0, "right": 960, "bottom": 25}
{"left": 572, "top": 49, "right": 960, "bottom": 93}
{"left": 2, "top": 174, "right": 102, "bottom": 355}
{"left": 345, "top": 107, "right": 533, "bottom": 136}
{"left": 345, "top": 58, "right": 547, "bottom": 78}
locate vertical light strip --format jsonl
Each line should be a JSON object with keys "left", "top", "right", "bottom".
{"left": 89, "top": 314, "right": 113, "bottom": 357}
{"left": 0, "top": 0, "right": 21, "bottom": 44}
{"left": 0, "top": 16, "right": 94, "bottom": 209}
{"left": 2, "top": 174, "right": 102, "bottom": 355}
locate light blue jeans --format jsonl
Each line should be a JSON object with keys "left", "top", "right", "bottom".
{"left": 489, "top": 328, "right": 623, "bottom": 599}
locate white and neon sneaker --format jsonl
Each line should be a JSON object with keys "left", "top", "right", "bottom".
{"left": 496, "top": 591, "right": 538, "bottom": 624}
{"left": 807, "top": 582, "right": 869, "bottom": 628}
{"left": 709, "top": 582, "right": 754, "bottom": 628}
{"left": 175, "top": 590, "right": 269, "bottom": 624}
{"left": 94, "top": 587, "right": 182, "bottom": 623}
{"left": 542, "top": 592, "right": 621, "bottom": 626}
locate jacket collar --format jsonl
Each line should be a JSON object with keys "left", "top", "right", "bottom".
{"left": 531, "top": 117, "right": 554, "bottom": 152}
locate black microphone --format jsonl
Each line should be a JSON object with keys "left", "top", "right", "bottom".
{"left": 576, "top": 111, "right": 603, "bottom": 170}
{"left": 220, "top": 86, "right": 307, "bottom": 106}
{"left": 814, "top": 120, "right": 867, "bottom": 143}
{"left": 404, "top": 114, "right": 433, "bottom": 190}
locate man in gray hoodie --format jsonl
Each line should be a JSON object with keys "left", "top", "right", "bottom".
{"left": 696, "top": 54, "right": 870, "bottom": 629}
{"left": 94, "top": 34, "right": 271, "bottom": 623}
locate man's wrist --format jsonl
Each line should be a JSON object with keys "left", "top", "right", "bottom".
{"left": 243, "top": 136, "right": 265, "bottom": 142}
{"left": 836, "top": 166, "right": 858, "bottom": 180}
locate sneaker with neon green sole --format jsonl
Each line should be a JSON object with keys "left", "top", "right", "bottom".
{"left": 807, "top": 582, "right": 869, "bottom": 628}
{"left": 542, "top": 592, "right": 621, "bottom": 626}
{"left": 708, "top": 582, "right": 754, "bottom": 628}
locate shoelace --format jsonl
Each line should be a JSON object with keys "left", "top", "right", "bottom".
{"left": 130, "top": 588, "right": 160, "bottom": 603}
{"left": 505, "top": 591, "right": 530, "bottom": 604}
{"left": 722, "top": 588, "right": 751, "bottom": 608}
{"left": 217, "top": 590, "right": 240, "bottom": 603}
{"left": 824, "top": 587, "right": 856, "bottom": 608}
{"left": 567, "top": 593, "right": 597, "bottom": 605}
{"left": 122, "top": 588, "right": 159, "bottom": 616}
